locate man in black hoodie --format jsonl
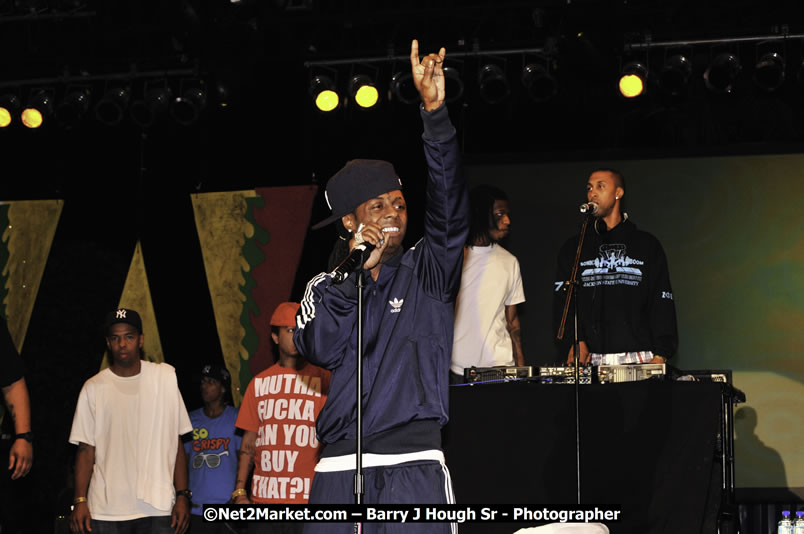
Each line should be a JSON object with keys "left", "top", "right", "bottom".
{"left": 554, "top": 169, "right": 678, "bottom": 366}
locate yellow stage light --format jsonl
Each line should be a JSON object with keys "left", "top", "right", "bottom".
{"left": 619, "top": 74, "right": 644, "bottom": 98}
{"left": 21, "top": 107, "right": 43, "bottom": 128}
{"left": 349, "top": 75, "right": 379, "bottom": 109}
{"left": 619, "top": 61, "right": 647, "bottom": 98}
{"left": 0, "top": 94, "right": 20, "bottom": 128}
{"left": 354, "top": 84, "right": 378, "bottom": 108}
{"left": 310, "top": 75, "right": 339, "bottom": 112}
{"left": 21, "top": 90, "right": 53, "bottom": 129}
{"left": 315, "top": 89, "right": 339, "bottom": 112}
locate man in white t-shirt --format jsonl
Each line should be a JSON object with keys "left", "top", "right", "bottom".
{"left": 69, "top": 308, "right": 193, "bottom": 534}
{"left": 450, "top": 185, "right": 525, "bottom": 383}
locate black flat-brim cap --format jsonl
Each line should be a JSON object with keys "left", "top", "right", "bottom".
{"left": 311, "top": 159, "right": 403, "bottom": 230}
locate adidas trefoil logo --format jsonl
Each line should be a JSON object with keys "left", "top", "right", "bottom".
{"left": 389, "top": 298, "right": 404, "bottom": 314}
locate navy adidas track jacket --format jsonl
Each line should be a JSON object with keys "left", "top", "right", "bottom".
{"left": 295, "top": 104, "right": 468, "bottom": 456}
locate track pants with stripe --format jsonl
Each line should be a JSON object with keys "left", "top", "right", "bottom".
{"left": 302, "top": 458, "right": 457, "bottom": 534}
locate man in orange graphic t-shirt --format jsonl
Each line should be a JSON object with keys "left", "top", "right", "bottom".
{"left": 233, "top": 302, "right": 330, "bottom": 533}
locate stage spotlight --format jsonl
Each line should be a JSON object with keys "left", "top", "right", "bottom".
{"left": 704, "top": 53, "right": 741, "bottom": 94}
{"left": 478, "top": 64, "right": 509, "bottom": 104}
{"left": 130, "top": 87, "right": 171, "bottom": 128}
{"left": 521, "top": 63, "right": 557, "bottom": 103}
{"left": 349, "top": 74, "right": 379, "bottom": 109}
{"left": 618, "top": 61, "right": 647, "bottom": 98}
{"left": 443, "top": 67, "right": 464, "bottom": 103}
{"left": 171, "top": 87, "right": 207, "bottom": 126}
{"left": 0, "top": 94, "right": 21, "bottom": 128}
{"left": 55, "top": 88, "right": 91, "bottom": 130}
{"left": 309, "top": 75, "right": 339, "bottom": 112}
{"left": 753, "top": 52, "right": 785, "bottom": 92}
{"left": 390, "top": 71, "right": 418, "bottom": 104}
{"left": 95, "top": 87, "right": 130, "bottom": 126}
{"left": 21, "top": 90, "right": 54, "bottom": 129}
{"left": 658, "top": 54, "right": 692, "bottom": 97}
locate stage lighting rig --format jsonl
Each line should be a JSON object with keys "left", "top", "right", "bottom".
{"left": 521, "top": 62, "right": 557, "bottom": 103}
{"left": 619, "top": 61, "right": 648, "bottom": 98}
{"left": 171, "top": 85, "right": 207, "bottom": 126}
{"left": 55, "top": 87, "right": 91, "bottom": 130}
{"left": 658, "top": 53, "right": 692, "bottom": 98}
{"left": 753, "top": 51, "right": 786, "bottom": 92}
{"left": 478, "top": 62, "right": 510, "bottom": 105}
{"left": 704, "top": 52, "right": 741, "bottom": 94}
{"left": 0, "top": 94, "right": 21, "bottom": 128}
{"left": 304, "top": 44, "right": 542, "bottom": 113}
{"left": 348, "top": 74, "right": 379, "bottom": 109}
{"left": 130, "top": 84, "right": 171, "bottom": 129}
{"left": 389, "top": 70, "right": 418, "bottom": 105}
{"left": 309, "top": 73, "right": 339, "bottom": 112}
{"left": 21, "top": 89, "right": 54, "bottom": 129}
{"left": 95, "top": 87, "right": 131, "bottom": 126}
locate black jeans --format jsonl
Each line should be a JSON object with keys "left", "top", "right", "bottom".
{"left": 90, "top": 516, "right": 173, "bottom": 534}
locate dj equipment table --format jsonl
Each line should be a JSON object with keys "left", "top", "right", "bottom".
{"left": 442, "top": 380, "right": 742, "bottom": 534}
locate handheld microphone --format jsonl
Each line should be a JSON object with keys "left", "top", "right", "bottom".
{"left": 579, "top": 202, "right": 599, "bottom": 215}
{"left": 330, "top": 242, "right": 377, "bottom": 283}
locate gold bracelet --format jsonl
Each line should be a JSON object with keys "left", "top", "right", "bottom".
{"left": 73, "top": 497, "right": 88, "bottom": 505}
{"left": 231, "top": 488, "right": 247, "bottom": 499}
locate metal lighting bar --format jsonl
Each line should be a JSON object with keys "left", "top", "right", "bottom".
{"left": 625, "top": 32, "right": 804, "bottom": 51}
{"left": 0, "top": 10, "right": 97, "bottom": 24}
{"left": 0, "top": 67, "right": 199, "bottom": 90}
{"left": 304, "top": 46, "right": 546, "bottom": 68}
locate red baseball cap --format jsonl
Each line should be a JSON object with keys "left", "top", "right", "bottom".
{"left": 269, "top": 302, "right": 300, "bottom": 327}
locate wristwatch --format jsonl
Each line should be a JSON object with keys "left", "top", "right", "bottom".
{"left": 176, "top": 489, "right": 193, "bottom": 500}
{"left": 14, "top": 432, "right": 33, "bottom": 443}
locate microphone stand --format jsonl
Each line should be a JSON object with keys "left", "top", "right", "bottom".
{"left": 353, "top": 260, "right": 368, "bottom": 534}
{"left": 331, "top": 244, "right": 373, "bottom": 533}
{"left": 556, "top": 212, "right": 593, "bottom": 505}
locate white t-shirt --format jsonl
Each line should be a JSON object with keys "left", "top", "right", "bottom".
{"left": 69, "top": 362, "right": 192, "bottom": 520}
{"left": 451, "top": 244, "right": 526, "bottom": 375}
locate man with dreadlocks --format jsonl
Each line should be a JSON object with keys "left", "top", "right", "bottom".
{"left": 450, "top": 184, "right": 525, "bottom": 383}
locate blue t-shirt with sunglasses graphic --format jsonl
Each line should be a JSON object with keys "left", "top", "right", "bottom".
{"left": 185, "top": 405, "right": 241, "bottom": 514}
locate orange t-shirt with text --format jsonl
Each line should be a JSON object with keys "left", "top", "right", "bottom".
{"left": 236, "top": 362, "right": 330, "bottom": 503}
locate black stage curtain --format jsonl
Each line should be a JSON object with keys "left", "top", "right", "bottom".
{"left": 442, "top": 381, "right": 726, "bottom": 534}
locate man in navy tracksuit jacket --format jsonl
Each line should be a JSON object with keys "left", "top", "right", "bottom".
{"left": 295, "top": 41, "right": 467, "bottom": 533}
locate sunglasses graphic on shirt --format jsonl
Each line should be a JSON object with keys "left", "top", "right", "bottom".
{"left": 192, "top": 450, "right": 229, "bottom": 469}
